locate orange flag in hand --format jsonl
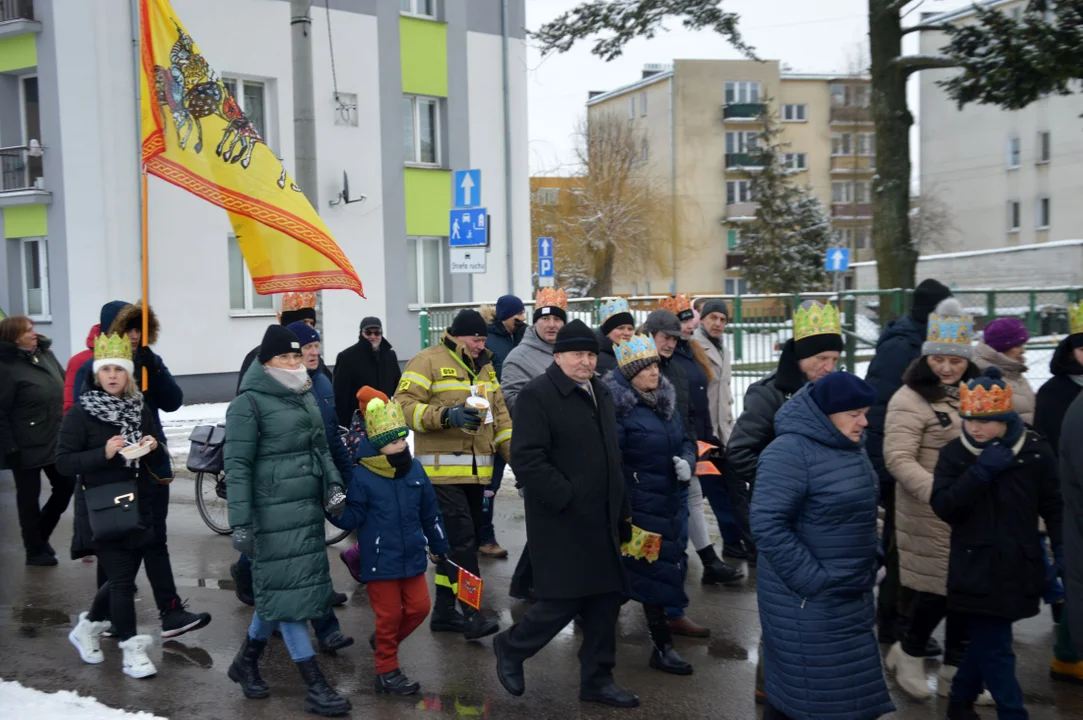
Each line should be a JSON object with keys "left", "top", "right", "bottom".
{"left": 456, "top": 566, "right": 484, "bottom": 611}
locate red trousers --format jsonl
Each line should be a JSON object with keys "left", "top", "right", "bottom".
{"left": 367, "top": 574, "right": 431, "bottom": 673}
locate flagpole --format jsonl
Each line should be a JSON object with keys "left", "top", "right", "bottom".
{"left": 132, "top": 0, "right": 149, "bottom": 390}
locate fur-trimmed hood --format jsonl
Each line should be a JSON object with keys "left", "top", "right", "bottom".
{"left": 107, "top": 303, "right": 160, "bottom": 345}
{"left": 603, "top": 368, "right": 676, "bottom": 420}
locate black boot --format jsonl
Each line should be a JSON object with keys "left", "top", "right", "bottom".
{"left": 375, "top": 668, "right": 421, "bottom": 696}
{"left": 296, "top": 657, "right": 351, "bottom": 717}
{"left": 946, "top": 699, "right": 980, "bottom": 720}
{"left": 430, "top": 589, "right": 465, "bottom": 633}
{"left": 647, "top": 615, "right": 693, "bottom": 675}
{"left": 317, "top": 630, "right": 354, "bottom": 654}
{"left": 698, "top": 546, "right": 746, "bottom": 586}
{"left": 227, "top": 637, "right": 270, "bottom": 699}
{"left": 463, "top": 607, "right": 499, "bottom": 641}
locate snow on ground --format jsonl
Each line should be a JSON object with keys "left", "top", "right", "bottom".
{"left": 0, "top": 680, "right": 167, "bottom": 719}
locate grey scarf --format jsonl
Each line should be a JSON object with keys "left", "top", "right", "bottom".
{"left": 636, "top": 387, "right": 660, "bottom": 408}
{"left": 265, "top": 365, "right": 312, "bottom": 393}
{"left": 940, "top": 384, "right": 961, "bottom": 401}
{"left": 80, "top": 390, "right": 145, "bottom": 467}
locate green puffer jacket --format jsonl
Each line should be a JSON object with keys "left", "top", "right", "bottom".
{"left": 225, "top": 361, "right": 341, "bottom": 622}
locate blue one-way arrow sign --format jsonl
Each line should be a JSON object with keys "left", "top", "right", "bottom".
{"left": 454, "top": 169, "right": 481, "bottom": 208}
{"left": 537, "top": 237, "right": 553, "bottom": 259}
{"left": 825, "top": 248, "right": 850, "bottom": 272}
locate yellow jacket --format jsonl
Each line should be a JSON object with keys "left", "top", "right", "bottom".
{"left": 394, "top": 332, "right": 512, "bottom": 485}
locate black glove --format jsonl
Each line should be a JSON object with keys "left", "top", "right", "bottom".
{"left": 442, "top": 404, "right": 482, "bottom": 430}
{"left": 971, "top": 441, "right": 1015, "bottom": 482}
{"left": 4, "top": 451, "right": 21, "bottom": 470}
{"left": 232, "top": 526, "right": 255, "bottom": 556}
{"left": 135, "top": 345, "right": 159, "bottom": 374}
{"left": 620, "top": 520, "right": 633, "bottom": 545}
{"left": 429, "top": 551, "right": 448, "bottom": 566}
{"left": 325, "top": 484, "right": 346, "bottom": 518}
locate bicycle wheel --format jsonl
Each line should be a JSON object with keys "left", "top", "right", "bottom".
{"left": 325, "top": 520, "right": 349, "bottom": 546}
{"left": 195, "top": 471, "right": 232, "bottom": 535}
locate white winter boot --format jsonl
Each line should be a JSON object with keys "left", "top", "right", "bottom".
{"left": 886, "top": 642, "right": 932, "bottom": 699}
{"left": 69, "top": 611, "right": 110, "bottom": 664}
{"left": 938, "top": 664, "right": 994, "bottom": 705}
{"left": 118, "top": 634, "right": 157, "bottom": 679}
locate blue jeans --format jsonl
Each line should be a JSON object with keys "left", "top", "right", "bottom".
{"left": 666, "top": 488, "right": 691, "bottom": 621}
{"left": 698, "top": 473, "right": 744, "bottom": 546}
{"left": 249, "top": 613, "right": 315, "bottom": 662}
{"left": 238, "top": 553, "right": 340, "bottom": 640}
{"left": 477, "top": 455, "right": 505, "bottom": 547}
{"left": 951, "top": 614, "right": 1027, "bottom": 718}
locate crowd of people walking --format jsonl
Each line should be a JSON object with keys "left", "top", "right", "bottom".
{"left": 2, "top": 283, "right": 1083, "bottom": 719}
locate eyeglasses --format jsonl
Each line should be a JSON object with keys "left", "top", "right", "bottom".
{"left": 275, "top": 354, "right": 303, "bottom": 367}
{"left": 364, "top": 329, "right": 383, "bottom": 337}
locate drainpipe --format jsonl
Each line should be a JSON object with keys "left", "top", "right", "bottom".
{"left": 290, "top": 0, "right": 323, "bottom": 324}
{"left": 501, "top": 0, "right": 515, "bottom": 294}
{"left": 669, "top": 75, "right": 677, "bottom": 292}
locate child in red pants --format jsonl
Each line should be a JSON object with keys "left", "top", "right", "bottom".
{"left": 328, "top": 395, "right": 450, "bottom": 695}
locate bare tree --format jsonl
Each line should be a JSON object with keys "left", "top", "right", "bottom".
{"left": 909, "top": 189, "right": 957, "bottom": 255}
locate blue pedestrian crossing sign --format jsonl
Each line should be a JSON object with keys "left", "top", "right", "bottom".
{"left": 825, "top": 248, "right": 850, "bottom": 272}
{"left": 454, "top": 169, "right": 481, "bottom": 208}
{"left": 450, "top": 208, "right": 488, "bottom": 247}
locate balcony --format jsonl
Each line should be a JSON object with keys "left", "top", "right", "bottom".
{"left": 830, "top": 105, "right": 873, "bottom": 124}
{"left": 0, "top": 0, "right": 39, "bottom": 38}
{"left": 726, "top": 202, "right": 758, "bottom": 220}
{"left": 725, "top": 153, "right": 763, "bottom": 170}
{"left": 1, "top": 145, "right": 50, "bottom": 206}
{"left": 831, "top": 202, "right": 872, "bottom": 219}
{"left": 723, "top": 102, "right": 765, "bottom": 121}
{"left": 830, "top": 155, "right": 876, "bottom": 174}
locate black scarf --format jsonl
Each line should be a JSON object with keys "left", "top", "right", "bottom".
{"left": 80, "top": 389, "right": 145, "bottom": 467}
{"left": 388, "top": 447, "right": 414, "bottom": 478}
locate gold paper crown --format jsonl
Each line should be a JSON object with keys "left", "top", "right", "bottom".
{"left": 535, "top": 287, "right": 567, "bottom": 311}
{"left": 364, "top": 398, "right": 409, "bottom": 448}
{"left": 282, "top": 292, "right": 317, "bottom": 312}
{"left": 615, "top": 334, "right": 659, "bottom": 368}
{"left": 659, "top": 294, "right": 693, "bottom": 317}
{"left": 1070, "top": 300, "right": 1083, "bottom": 336}
{"left": 94, "top": 333, "right": 133, "bottom": 363}
{"left": 793, "top": 301, "right": 842, "bottom": 342}
{"left": 959, "top": 382, "right": 1014, "bottom": 418}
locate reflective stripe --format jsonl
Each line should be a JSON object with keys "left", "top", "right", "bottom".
{"left": 424, "top": 465, "right": 495, "bottom": 479}
{"left": 401, "top": 371, "right": 432, "bottom": 390}
{"left": 434, "top": 572, "right": 458, "bottom": 593}
{"left": 412, "top": 404, "right": 428, "bottom": 432}
{"left": 494, "top": 429, "right": 512, "bottom": 446}
{"left": 416, "top": 455, "right": 493, "bottom": 467}
{"left": 432, "top": 380, "right": 472, "bottom": 393}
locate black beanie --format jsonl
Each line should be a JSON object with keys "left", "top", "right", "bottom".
{"left": 601, "top": 310, "right": 635, "bottom": 336}
{"left": 701, "top": 299, "right": 730, "bottom": 319}
{"left": 911, "top": 279, "right": 952, "bottom": 325}
{"left": 554, "top": 319, "right": 599, "bottom": 353}
{"left": 280, "top": 307, "right": 317, "bottom": 326}
{"left": 794, "top": 332, "right": 844, "bottom": 360}
{"left": 449, "top": 309, "right": 488, "bottom": 338}
{"left": 534, "top": 305, "right": 568, "bottom": 324}
{"left": 259, "top": 325, "right": 302, "bottom": 363}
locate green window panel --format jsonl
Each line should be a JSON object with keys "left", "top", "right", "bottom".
{"left": 400, "top": 16, "right": 447, "bottom": 98}
{"left": 0, "top": 34, "right": 36, "bottom": 73}
{"left": 404, "top": 167, "right": 451, "bottom": 237}
{"left": 3, "top": 205, "right": 47, "bottom": 238}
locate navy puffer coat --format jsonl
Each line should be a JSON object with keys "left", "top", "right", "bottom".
{"left": 604, "top": 370, "right": 696, "bottom": 609}
{"left": 751, "top": 386, "right": 893, "bottom": 720}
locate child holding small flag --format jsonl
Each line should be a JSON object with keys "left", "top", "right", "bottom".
{"left": 328, "top": 395, "right": 449, "bottom": 696}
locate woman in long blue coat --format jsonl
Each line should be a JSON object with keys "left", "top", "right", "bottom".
{"left": 751, "top": 372, "right": 895, "bottom": 720}
{"left": 603, "top": 335, "right": 697, "bottom": 676}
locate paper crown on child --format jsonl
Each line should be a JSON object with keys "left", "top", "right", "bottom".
{"left": 959, "top": 367, "right": 1015, "bottom": 420}
{"left": 535, "top": 287, "right": 568, "bottom": 311}
{"left": 659, "top": 294, "right": 694, "bottom": 321}
{"left": 600, "top": 297, "right": 632, "bottom": 323}
{"left": 281, "top": 292, "right": 317, "bottom": 312}
{"left": 93, "top": 333, "right": 134, "bottom": 375}
{"left": 1070, "top": 300, "right": 1083, "bottom": 337}
{"left": 364, "top": 398, "right": 409, "bottom": 450}
{"left": 793, "top": 301, "right": 842, "bottom": 342}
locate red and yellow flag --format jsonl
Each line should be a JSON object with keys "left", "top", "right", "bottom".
{"left": 456, "top": 566, "right": 484, "bottom": 611}
{"left": 138, "top": 0, "right": 363, "bottom": 296}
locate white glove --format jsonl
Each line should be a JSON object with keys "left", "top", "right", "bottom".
{"left": 673, "top": 457, "right": 692, "bottom": 483}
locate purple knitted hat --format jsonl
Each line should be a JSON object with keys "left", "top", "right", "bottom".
{"left": 983, "top": 318, "right": 1029, "bottom": 353}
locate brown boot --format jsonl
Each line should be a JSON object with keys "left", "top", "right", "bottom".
{"left": 479, "top": 542, "right": 509, "bottom": 559}
{"left": 667, "top": 615, "right": 710, "bottom": 638}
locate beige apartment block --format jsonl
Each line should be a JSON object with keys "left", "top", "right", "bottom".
{"left": 919, "top": 0, "right": 1083, "bottom": 254}
{"left": 586, "top": 59, "right": 874, "bottom": 294}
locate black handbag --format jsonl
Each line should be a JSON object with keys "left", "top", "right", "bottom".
{"left": 187, "top": 424, "right": 226, "bottom": 474}
{"left": 84, "top": 481, "right": 145, "bottom": 542}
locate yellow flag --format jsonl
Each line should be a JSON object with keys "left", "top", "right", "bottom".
{"left": 139, "top": 0, "right": 363, "bottom": 297}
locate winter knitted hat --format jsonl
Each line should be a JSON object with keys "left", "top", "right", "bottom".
{"left": 364, "top": 398, "right": 409, "bottom": 450}
{"left": 449, "top": 309, "right": 488, "bottom": 338}
{"left": 600, "top": 298, "right": 635, "bottom": 336}
{"left": 356, "top": 385, "right": 390, "bottom": 413}
{"left": 922, "top": 298, "right": 974, "bottom": 359}
{"left": 287, "top": 321, "right": 320, "bottom": 348}
{"left": 99, "top": 301, "right": 129, "bottom": 336}
{"left": 810, "top": 372, "right": 877, "bottom": 416}
{"left": 793, "top": 301, "right": 844, "bottom": 360}
{"left": 959, "top": 366, "right": 1017, "bottom": 422}
{"left": 553, "top": 319, "right": 599, "bottom": 354}
{"left": 982, "top": 318, "right": 1029, "bottom": 353}
{"left": 534, "top": 287, "right": 569, "bottom": 323}
{"left": 280, "top": 292, "right": 317, "bottom": 326}
{"left": 616, "top": 334, "right": 660, "bottom": 380}
{"left": 701, "top": 299, "right": 730, "bottom": 319}
{"left": 911, "top": 279, "right": 953, "bottom": 325}
{"left": 495, "top": 295, "right": 526, "bottom": 322}
{"left": 259, "top": 325, "right": 302, "bottom": 363}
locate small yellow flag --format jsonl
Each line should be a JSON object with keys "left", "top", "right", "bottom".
{"left": 138, "top": 0, "right": 363, "bottom": 296}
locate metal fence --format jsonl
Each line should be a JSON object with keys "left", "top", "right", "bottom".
{"left": 420, "top": 287, "right": 1082, "bottom": 416}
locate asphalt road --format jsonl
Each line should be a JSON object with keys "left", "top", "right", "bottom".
{"left": 2, "top": 471, "right": 1081, "bottom": 719}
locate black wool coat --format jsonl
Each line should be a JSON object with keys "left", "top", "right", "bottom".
{"left": 510, "top": 362, "right": 631, "bottom": 600}
{"left": 1059, "top": 393, "right": 1083, "bottom": 657}
{"left": 1033, "top": 337, "right": 1083, "bottom": 453}
{"left": 332, "top": 337, "right": 402, "bottom": 426}
{"left": 931, "top": 431, "right": 1064, "bottom": 622}
{"left": 0, "top": 338, "right": 65, "bottom": 470}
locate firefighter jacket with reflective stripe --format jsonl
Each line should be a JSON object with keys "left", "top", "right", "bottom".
{"left": 393, "top": 332, "right": 512, "bottom": 485}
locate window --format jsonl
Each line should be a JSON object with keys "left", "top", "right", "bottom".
{"left": 408, "top": 236, "right": 445, "bottom": 305}
{"left": 628, "top": 96, "right": 635, "bottom": 119}
{"left": 1037, "top": 197, "right": 1050, "bottom": 229}
{"left": 853, "top": 85, "right": 871, "bottom": 108}
{"left": 534, "top": 188, "right": 559, "bottom": 205}
{"left": 640, "top": 137, "right": 649, "bottom": 163}
{"left": 724, "top": 81, "right": 760, "bottom": 105}
{"left": 833, "top": 181, "right": 869, "bottom": 203}
{"left": 640, "top": 91, "right": 648, "bottom": 116}
{"left": 1007, "top": 136, "right": 1021, "bottom": 168}
{"left": 856, "top": 132, "right": 876, "bottom": 156}
{"left": 228, "top": 235, "right": 275, "bottom": 314}
{"left": 1038, "top": 131, "right": 1051, "bottom": 163}
{"left": 782, "top": 104, "right": 807, "bottom": 122}
{"left": 222, "top": 77, "right": 268, "bottom": 145}
{"left": 21, "top": 76, "right": 42, "bottom": 187}
{"left": 724, "top": 278, "right": 748, "bottom": 295}
{"left": 727, "top": 229, "right": 740, "bottom": 250}
{"left": 726, "top": 180, "right": 754, "bottom": 204}
{"left": 854, "top": 180, "right": 871, "bottom": 204}
{"left": 831, "top": 133, "right": 853, "bottom": 156}
{"left": 783, "top": 153, "right": 807, "bottom": 171}
{"left": 1008, "top": 201, "right": 1021, "bottom": 231}
{"left": 21, "top": 238, "right": 49, "bottom": 319}
{"left": 401, "top": 0, "right": 436, "bottom": 18}
{"left": 831, "top": 83, "right": 870, "bottom": 108}
{"left": 1010, "top": 6, "right": 1022, "bottom": 22}
{"left": 855, "top": 226, "right": 870, "bottom": 249}
{"left": 725, "top": 131, "right": 758, "bottom": 154}
{"left": 403, "top": 95, "right": 440, "bottom": 165}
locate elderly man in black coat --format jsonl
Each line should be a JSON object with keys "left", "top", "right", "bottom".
{"left": 494, "top": 320, "right": 638, "bottom": 709}
{"left": 1061, "top": 393, "right": 1083, "bottom": 667}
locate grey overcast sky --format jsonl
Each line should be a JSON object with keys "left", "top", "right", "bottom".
{"left": 524, "top": 0, "right": 976, "bottom": 176}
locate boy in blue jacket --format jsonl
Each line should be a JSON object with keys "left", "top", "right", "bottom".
{"left": 329, "top": 396, "right": 449, "bottom": 696}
